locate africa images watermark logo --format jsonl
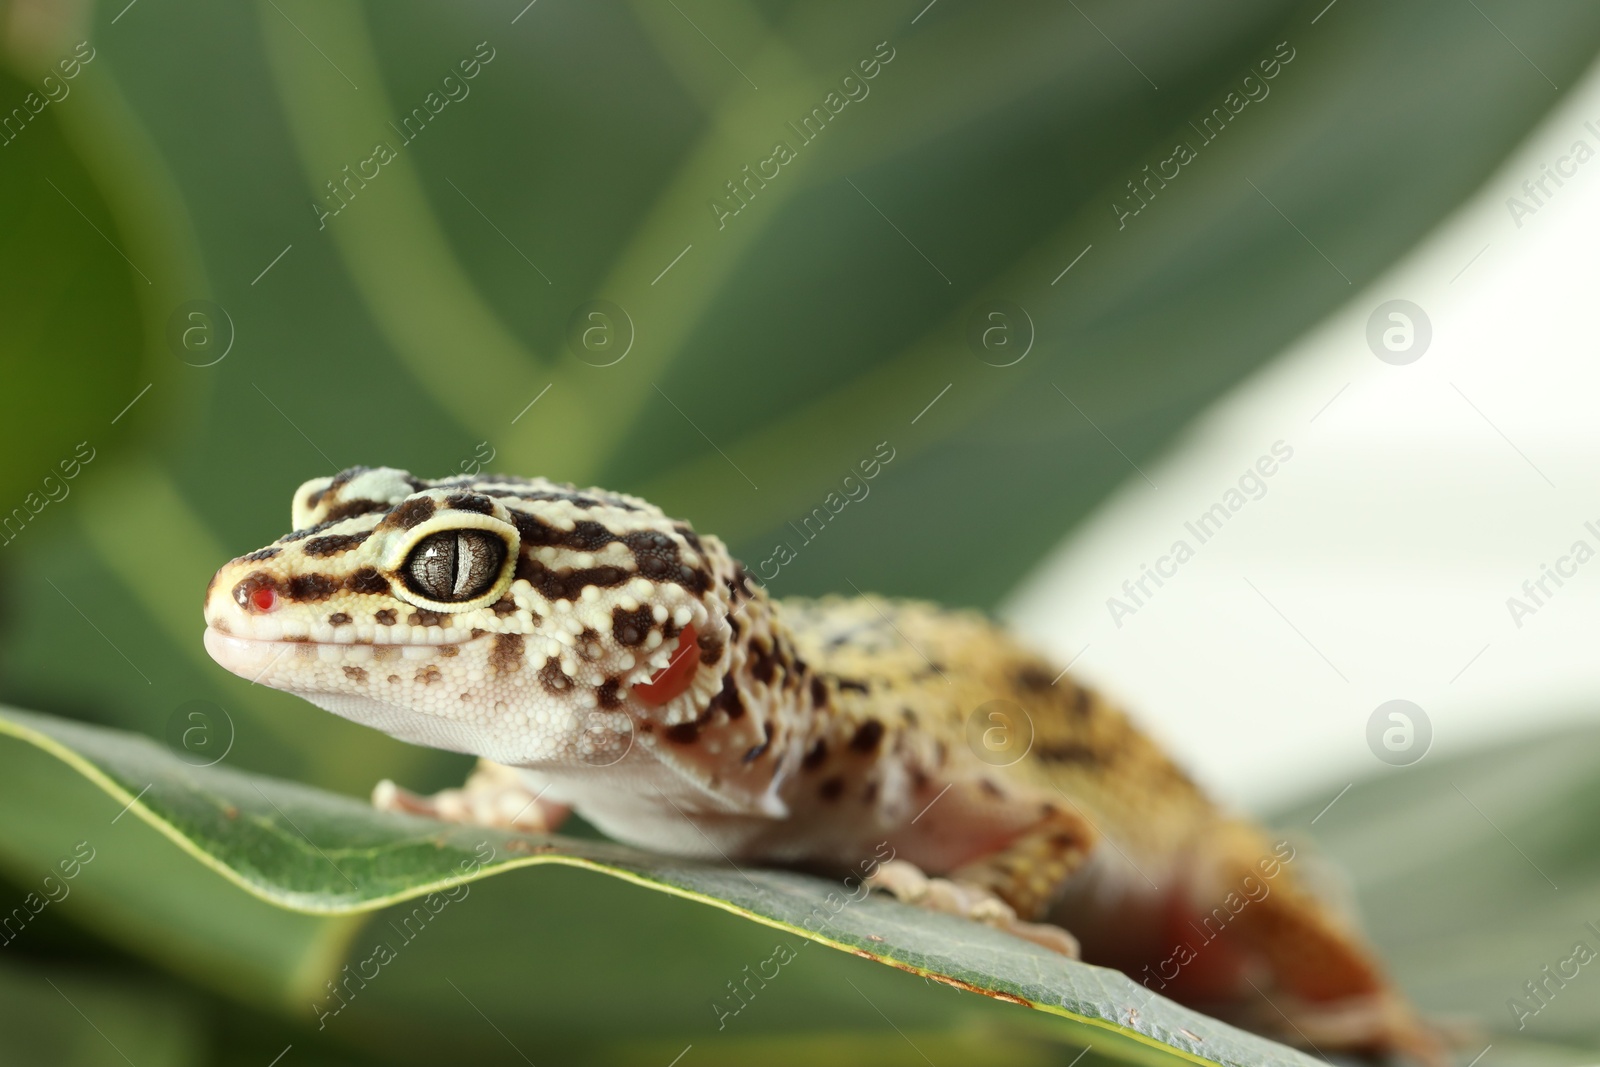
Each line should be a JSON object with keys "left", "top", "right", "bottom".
{"left": 709, "top": 41, "right": 897, "bottom": 230}
{"left": 1113, "top": 41, "right": 1296, "bottom": 230}
{"left": 1105, "top": 441, "right": 1295, "bottom": 628}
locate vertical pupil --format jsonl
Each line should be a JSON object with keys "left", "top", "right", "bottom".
{"left": 406, "top": 530, "right": 504, "bottom": 601}
{"left": 454, "top": 534, "right": 473, "bottom": 597}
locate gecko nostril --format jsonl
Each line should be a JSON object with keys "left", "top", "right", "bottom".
{"left": 233, "top": 573, "right": 281, "bottom": 614}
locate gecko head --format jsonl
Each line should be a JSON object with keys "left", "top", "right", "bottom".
{"left": 202, "top": 466, "right": 741, "bottom": 767}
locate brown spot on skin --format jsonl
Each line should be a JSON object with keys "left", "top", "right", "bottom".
{"left": 621, "top": 529, "right": 709, "bottom": 594}
{"left": 810, "top": 677, "right": 828, "bottom": 706}
{"left": 347, "top": 568, "right": 389, "bottom": 595}
{"left": 1014, "top": 663, "right": 1056, "bottom": 692}
{"left": 864, "top": 781, "right": 879, "bottom": 804}
{"left": 380, "top": 496, "right": 436, "bottom": 531}
{"left": 287, "top": 574, "right": 339, "bottom": 601}
{"left": 211, "top": 618, "right": 231, "bottom": 634}
{"left": 749, "top": 642, "right": 777, "bottom": 685}
{"left": 836, "top": 678, "right": 869, "bottom": 694}
{"left": 576, "top": 628, "right": 603, "bottom": 661}
{"left": 674, "top": 523, "right": 703, "bottom": 553}
{"left": 1073, "top": 687, "right": 1092, "bottom": 717}
{"left": 416, "top": 665, "right": 443, "bottom": 685}
{"left": 373, "top": 646, "right": 400, "bottom": 662}
{"left": 979, "top": 778, "right": 1004, "bottom": 799}
{"left": 665, "top": 721, "right": 700, "bottom": 744}
{"left": 490, "top": 596, "right": 518, "bottom": 617}
{"left": 850, "top": 720, "right": 885, "bottom": 753}
{"left": 708, "top": 674, "right": 746, "bottom": 720}
{"left": 597, "top": 678, "right": 622, "bottom": 709}
{"left": 323, "top": 499, "right": 389, "bottom": 522}
{"left": 506, "top": 510, "right": 557, "bottom": 546}
{"left": 525, "top": 487, "right": 639, "bottom": 512}
{"left": 444, "top": 492, "right": 495, "bottom": 514}
{"left": 439, "top": 645, "right": 459, "bottom": 657}
{"left": 304, "top": 532, "right": 370, "bottom": 558}
{"left": 1036, "top": 741, "right": 1100, "bottom": 766}
{"left": 564, "top": 520, "right": 617, "bottom": 551}
{"left": 294, "top": 642, "right": 316, "bottom": 658}
{"left": 387, "top": 674, "right": 400, "bottom": 684}
{"left": 538, "top": 658, "right": 570, "bottom": 693}
{"left": 611, "top": 605, "right": 654, "bottom": 646}
{"left": 408, "top": 609, "right": 445, "bottom": 627}
{"left": 697, "top": 633, "right": 724, "bottom": 666}
{"left": 507, "top": 512, "right": 620, "bottom": 552}
{"left": 240, "top": 547, "right": 280, "bottom": 563}
{"left": 343, "top": 666, "right": 367, "bottom": 682}
{"left": 312, "top": 467, "right": 366, "bottom": 507}
{"left": 728, "top": 563, "right": 756, "bottom": 602}
{"left": 490, "top": 633, "right": 526, "bottom": 675}
{"left": 278, "top": 513, "right": 373, "bottom": 544}
{"left": 802, "top": 739, "right": 828, "bottom": 770}
{"left": 374, "top": 608, "right": 398, "bottom": 625}
{"left": 819, "top": 776, "right": 844, "bottom": 802}
{"left": 516, "top": 558, "right": 629, "bottom": 601}
{"left": 328, "top": 612, "right": 352, "bottom": 626}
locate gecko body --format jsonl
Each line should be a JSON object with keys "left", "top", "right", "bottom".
{"left": 202, "top": 467, "right": 1442, "bottom": 1064}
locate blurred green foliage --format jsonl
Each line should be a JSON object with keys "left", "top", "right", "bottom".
{"left": 3, "top": 0, "right": 1600, "bottom": 1063}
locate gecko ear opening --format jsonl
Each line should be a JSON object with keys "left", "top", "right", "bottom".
{"left": 631, "top": 623, "right": 700, "bottom": 706}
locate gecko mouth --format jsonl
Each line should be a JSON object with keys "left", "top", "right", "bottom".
{"left": 203, "top": 628, "right": 509, "bottom": 758}
{"left": 202, "top": 627, "right": 478, "bottom": 685}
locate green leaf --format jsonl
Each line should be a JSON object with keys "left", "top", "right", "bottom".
{"left": 0, "top": 706, "right": 361, "bottom": 1011}
{"left": 0, "top": 705, "right": 1320, "bottom": 1067}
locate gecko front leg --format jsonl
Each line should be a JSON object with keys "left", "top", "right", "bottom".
{"left": 872, "top": 803, "right": 1095, "bottom": 956}
{"left": 373, "top": 760, "right": 569, "bottom": 833}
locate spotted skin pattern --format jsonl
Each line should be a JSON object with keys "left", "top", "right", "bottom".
{"left": 202, "top": 467, "right": 1443, "bottom": 1065}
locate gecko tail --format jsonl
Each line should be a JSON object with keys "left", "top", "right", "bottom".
{"left": 1163, "top": 821, "right": 1452, "bottom": 1067}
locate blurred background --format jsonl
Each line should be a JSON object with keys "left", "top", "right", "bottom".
{"left": 4, "top": 0, "right": 1600, "bottom": 1063}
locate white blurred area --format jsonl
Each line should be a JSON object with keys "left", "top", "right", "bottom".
{"left": 1004, "top": 57, "right": 1600, "bottom": 813}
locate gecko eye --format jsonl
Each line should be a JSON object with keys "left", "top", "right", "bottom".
{"left": 403, "top": 529, "right": 507, "bottom": 602}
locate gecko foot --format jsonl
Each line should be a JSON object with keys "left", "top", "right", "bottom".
{"left": 372, "top": 760, "right": 568, "bottom": 833}
{"left": 868, "top": 859, "right": 1081, "bottom": 957}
